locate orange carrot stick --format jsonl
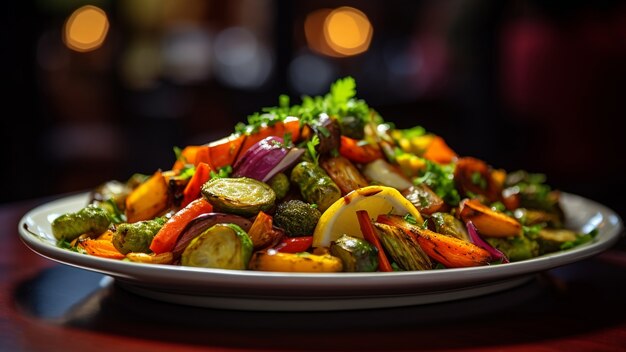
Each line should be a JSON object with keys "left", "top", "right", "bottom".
{"left": 79, "top": 239, "right": 125, "bottom": 260}
{"left": 376, "top": 214, "right": 491, "bottom": 268}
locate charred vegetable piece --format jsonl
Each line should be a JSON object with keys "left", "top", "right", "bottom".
{"left": 459, "top": 199, "right": 522, "bottom": 237}
{"left": 373, "top": 223, "right": 432, "bottom": 271}
{"left": 274, "top": 200, "right": 321, "bottom": 237}
{"left": 171, "top": 212, "right": 252, "bottom": 259}
{"left": 505, "top": 170, "right": 563, "bottom": 215}
{"left": 306, "top": 114, "right": 341, "bottom": 155}
{"left": 513, "top": 208, "right": 563, "bottom": 227}
{"left": 330, "top": 234, "right": 379, "bottom": 272}
{"left": 91, "top": 180, "right": 130, "bottom": 211}
{"left": 402, "top": 184, "right": 445, "bottom": 215}
{"left": 181, "top": 223, "right": 252, "bottom": 270}
{"left": 125, "top": 170, "right": 170, "bottom": 223}
{"left": 320, "top": 155, "right": 369, "bottom": 195}
{"left": 126, "top": 252, "right": 174, "bottom": 264}
{"left": 338, "top": 114, "right": 365, "bottom": 139}
{"left": 267, "top": 173, "right": 290, "bottom": 200}
{"left": 536, "top": 228, "right": 578, "bottom": 254}
{"left": 485, "top": 236, "right": 539, "bottom": 262}
{"left": 362, "top": 159, "right": 413, "bottom": 191}
{"left": 377, "top": 214, "right": 491, "bottom": 268}
{"left": 249, "top": 250, "right": 343, "bottom": 272}
{"left": 201, "top": 177, "right": 276, "bottom": 216}
{"left": 248, "top": 211, "right": 284, "bottom": 250}
{"left": 454, "top": 157, "right": 502, "bottom": 203}
{"left": 51, "top": 205, "right": 111, "bottom": 241}
{"left": 429, "top": 212, "right": 470, "bottom": 242}
{"left": 290, "top": 161, "right": 341, "bottom": 212}
{"left": 113, "top": 217, "right": 165, "bottom": 254}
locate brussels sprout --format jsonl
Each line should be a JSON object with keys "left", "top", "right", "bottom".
{"left": 290, "top": 161, "right": 341, "bottom": 212}
{"left": 267, "top": 173, "right": 290, "bottom": 200}
{"left": 274, "top": 200, "right": 321, "bottom": 237}
{"left": 429, "top": 212, "right": 470, "bottom": 242}
{"left": 182, "top": 223, "right": 253, "bottom": 270}
{"left": 330, "top": 234, "right": 378, "bottom": 272}
{"left": 51, "top": 205, "right": 111, "bottom": 241}
{"left": 536, "top": 228, "right": 577, "bottom": 254}
{"left": 201, "top": 177, "right": 276, "bottom": 216}
{"left": 112, "top": 217, "right": 165, "bottom": 254}
{"left": 485, "top": 236, "right": 539, "bottom": 262}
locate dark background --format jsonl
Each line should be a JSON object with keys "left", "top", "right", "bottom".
{"left": 2, "top": 0, "right": 625, "bottom": 220}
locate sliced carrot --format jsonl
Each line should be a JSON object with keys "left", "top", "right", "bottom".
{"left": 377, "top": 214, "right": 491, "bottom": 268}
{"left": 172, "top": 145, "right": 203, "bottom": 171}
{"left": 150, "top": 197, "right": 213, "bottom": 254}
{"left": 208, "top": 134, "right": 245, "bottom": 169}
{"left": 79, "top": 239, "right": 125, "bottom": 260}
{"left": 339, "top": 136, "right": 383, "bottom": 164}
{"left": 422, "top": 136, "right": 457, "bottom": 164}
{"left": 356, "top": 210, "right": 393, "bottom": 272}
{"left": 283, "top": 116, "right": 301, "bottom": 143}
{"left": 181, "top": 162, "right": 212, "bottom": 208}
{"left": 193, "top": 146, "right": 214, "bottom": 169}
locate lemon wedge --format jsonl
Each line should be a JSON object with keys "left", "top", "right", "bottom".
{"left": 312, "top": 185, "right": 424, "bottom": 248}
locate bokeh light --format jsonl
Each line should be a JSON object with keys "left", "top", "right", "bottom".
{"left": 64, "top": 5, "right": 109, "bottom": 52}
{"left": 324, "top": 7, "right": 372, "bottom": 57}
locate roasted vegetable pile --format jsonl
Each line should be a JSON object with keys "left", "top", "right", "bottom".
{"left": 52, "top": 77, "right": 596, "bottom": 272}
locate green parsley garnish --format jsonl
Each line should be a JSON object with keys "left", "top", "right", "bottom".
{"left": 415, "top": 160, "right": 461, "bottom": 206}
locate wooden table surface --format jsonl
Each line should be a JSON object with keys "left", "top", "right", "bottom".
{"left": 2, "top": 196, "right": 625, "bottom": 352}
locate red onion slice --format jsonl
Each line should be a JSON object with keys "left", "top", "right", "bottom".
{"left": 262, "top": 147, "right": 305, "bottom": 182}
{"left": 466, "top": 220, "right": 510, "bottom": 263}
{"left": 171, "top": 212, "right": 252, "bottom": 259}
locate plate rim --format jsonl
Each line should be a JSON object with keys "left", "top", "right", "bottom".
{"left": 18, "top": 191, "right": 624, "bottom": 297}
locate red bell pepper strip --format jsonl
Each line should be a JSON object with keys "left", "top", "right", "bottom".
{"left": 339, "top": 136, "right": 383, "bottom": 164}
{"left": 275, "top": 236, "right": 313, "bottom": 253}
{"left": 181, "top": 162, "right": 211, "bottom": 208}
{"left": 356, "top": 210, "right": 393, "bottom": 272}
{"left": 150, "top": 197, "right": 213, "bottom": 254}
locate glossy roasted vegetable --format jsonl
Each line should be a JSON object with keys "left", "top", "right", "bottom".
{"left": 201, "top": 177, "right": 276, "bottom": 216}
{"left": 377, "top": 214, "right": 491, "bottom": 268}
{"left": 428, "top": 212, "right": 470, "bottom": 242}
{"left": 290, "top": 161, "right": 341, "bottom": 212}
{"left": 51, "top": 205, "right": 111, "bottom": 241}
{"left": 402, "top": 184, "right": 445, "bottom": 215}
{"left": 267, "top": 172, "right": 290, "bottom": 200}
{"left": 485, "top": 236, "right": 539, "bottom": 262}
{"left": 373, "top": 222, "right": 432, "bottom": 271}
{"left": 273, "top": 200, "right": 321, "bottom": 237}
{"left": 171, "top": 212, "right": 252, "bottom": 258}
{"left": 362, "top": 159, "right": 413, "bottom": 191}
{"left": 320, "top": 155, "right": 369, "bottom": 195}
{"left": 247, "top": 211, "right": 284, "bottom": 250}
{"left": 330, "top": 234, "right": 378, "bottom": 272}
{"left": 181, "top": 223, "right": 253, "bottom": 269}
{"left": 459, "top": 199, "right": 522, "bottom": 237}
{"left": 536, "top": 228, "right": 578, "bottom": 254}
{"left": 125, "top": 170, "right": 170, "bottom": 223}
{"left": 249, "top": 250, "right": 343, "bottom": 272}
{"left": 113, "top": 217, "right": 165, "bottom": 254}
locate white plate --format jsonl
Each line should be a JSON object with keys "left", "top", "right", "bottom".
{"left": 18, "top": 192, "right": 623, "bottom": 311}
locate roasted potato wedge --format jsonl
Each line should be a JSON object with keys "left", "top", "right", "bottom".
{"left": 459, "top": 199, "right": 522, "bottom": 237}
{"left": 125, "top": 170, "right": 170, "bottom": 223}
